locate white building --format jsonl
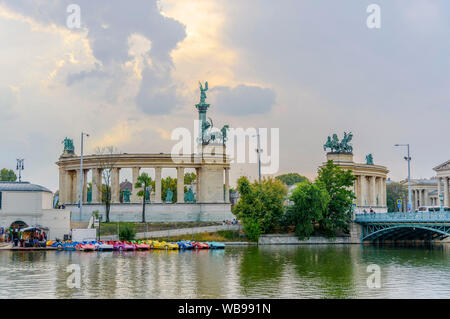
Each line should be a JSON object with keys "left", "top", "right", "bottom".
{"left": 0, "top": 182, "right": 70, "bottom": 240}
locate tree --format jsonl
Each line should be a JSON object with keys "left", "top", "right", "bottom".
{"left": 184, "top": 172, "right": 196, "bottom": 185}
{"left": 135, "top": 172, "right": 153, "bottom": 222}
{"left": 286, "top": 181, "right": 330, "bottom": 239}
{"left": 386, "top": 182, "right": 408, "bottom": 212}
{"left": 233, "top": 176, "right": 287, "bottom": 241}
{"left": 162, "top": 176, "right": 177, "bottom": 202}
{"left": 0, "top": 169, "right": 17, "bottom": 182}
{"left": 316, "top": 160, "right": 356, "bottom": 237}
{"left": 276, "top": 173, "right": 308, "bottom": 186}
{"left": 95, "top": 146, "right": 119, "bottom": 222}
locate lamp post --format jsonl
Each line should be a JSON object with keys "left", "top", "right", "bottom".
{"left": 79, "top": 132, "right": 89, "bottom": 221}
{"left": 395, "top": 144, "right": 412, "bottom": 212}
{"left": 254, "top": 131, "right": 262, "bottom": 183}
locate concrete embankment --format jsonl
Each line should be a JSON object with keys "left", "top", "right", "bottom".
{"left": 258, "top": 234, "right": 358, "bottom": 245}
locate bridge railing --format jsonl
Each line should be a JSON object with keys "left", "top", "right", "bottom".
{"left": 354, "top": 211, "right": 450, "bottom": 223}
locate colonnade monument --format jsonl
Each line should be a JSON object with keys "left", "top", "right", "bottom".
{"left": 57, "top": 82, "right": 235, "bottom": 224}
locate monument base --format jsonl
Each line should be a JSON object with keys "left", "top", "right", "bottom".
{"left": 66, "top": 203, "right": 234, "bottom": 223}
{"left": 326, "top": 152, "right": 353, "bottom": 163}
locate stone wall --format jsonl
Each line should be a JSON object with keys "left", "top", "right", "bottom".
{"left": 258, "top": 234, "right": 359, "bottom": 245}
{"left": 66, "top": 202, "right": 235, "bottom": 222}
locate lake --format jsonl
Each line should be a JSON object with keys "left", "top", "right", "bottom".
{"left": 1, "top": 244, "right": 449, "bottom": 298}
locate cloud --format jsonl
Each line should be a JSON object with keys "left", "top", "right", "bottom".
{"left": 210, "top": 84, "right": 276, "bottom": 115}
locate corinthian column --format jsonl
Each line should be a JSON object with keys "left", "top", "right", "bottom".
{"left": 58, "top": 168, "right": 66, "bottom": 204}
{"left": 111, "top": 168, "right": 120, "bottom": 203}
{"left": 92, "top": 168, "right": 102, "bottom": 203}
{"left": 177, "top": 167, "right": 184, "bottom": 203}
{"left": 445, "top": 177, "right": 449, "bottom": 207}
{"left": 131, "top": 167, "right": 140, "bottom": 203}
{"left": 370, "top": 176, "right": 376, "bottom": 206}
{"left": 225, "top": 168, "right": 230, "bottom": 203}
{"left": 155, "top": 167, "right": 162, "bottom": 203}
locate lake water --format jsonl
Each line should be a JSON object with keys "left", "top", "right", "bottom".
{"left": 1, "top": 245, "right": 449, "bottom": 298}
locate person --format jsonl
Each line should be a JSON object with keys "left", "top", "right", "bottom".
{"left": 362, "top": 209, "right": 367, "bottom": 213}
{"left": 69, "top": 229, "right": 72, "bottom": 241}
{"left": 370, "top": 208, "right": 375, "bottom": 214}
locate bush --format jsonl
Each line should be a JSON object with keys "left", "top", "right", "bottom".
{"left": 119, "top": 224, "right": 136, "bottom": 241}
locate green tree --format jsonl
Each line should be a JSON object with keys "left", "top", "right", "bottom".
{"left": 287, "top": 181, "right": 330, "bottom": 239}
{"left": 233, "top": 176, "right": 287, "bottom": 241}
{"left": 184, "top": 172, "right": 196, "bottom": 185}
{"left": 316, "top": 160, "right": 356, "bottom": 237}
{"left": 386, "top": 182, "right": 408, "bottom": 212}
{"left": 135, "top": 173, "right": 153, "bottom": 222}
{"left": 162, "top": 176, "right": 177, "bottom": 202}
{"left": 119, "top": 224, "right": 136, "bottom": 241}
{"left": 0, "top": 169, "right": 17, "bottom": 182}
{"left": 276, "top": 173, "right": 308, "bottom": 186}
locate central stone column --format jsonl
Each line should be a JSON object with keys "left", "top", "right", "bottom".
{"left": 361, "top": 175, "right": 367, "bottom": 206}
{"left": 370, "top": 176, "right": 376, "bottom": 206}
{"left": 155, "top": 167, "right": 162, "bottom": 203}
{"left": 111, "top": 168, "right": 120, "bottom": 203}
{"left": 224, "top": 168, "right": 230, "bottom": 203}
{"left": 445, "top": 177, "right": 449, "bottom": 207}
{"left": 73, "top": 170, "right": 79, "bottom": 205}
{"left": 177, "top": 167, "right": 184, "bottom": 203}
{"left": 92, "top": 168, "right": 102, "bottom": 203}
{"left": 131, "top": 167, "right": 140, "bottom": 203}
{"left": 58, "top": 168, "right": 66, "bottom": 204}
{"left": 82, "top": 169, "right": 88, "bottom": 203}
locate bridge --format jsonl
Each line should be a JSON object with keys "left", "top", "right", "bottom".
{"left": 354, "top": 211, "right": 450, "bottom": 242}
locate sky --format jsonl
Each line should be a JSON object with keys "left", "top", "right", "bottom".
{"left": 0, "top": 0, "right": 449, "bottom": 192}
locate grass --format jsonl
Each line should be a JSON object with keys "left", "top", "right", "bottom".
{"left": 99, "top": 221, "right": 222, "bottom": 236}
{"left": 148, "top": 230, "right": 252, "bottom": 243}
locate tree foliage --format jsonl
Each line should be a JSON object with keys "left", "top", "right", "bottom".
{"left": 233, "top": 177, "right": 287, "bottom": 241}
{"left": 386, "top": 182, "right": 408, "bottom": 212}
{"left": 315, "top": 160, "right": 356, "bottom": 237}
{"left": 0, "top": 169, "right": 17, "bottom": 182}
{"left": 275, "top": 173, "right": 308, "bottom": 186}
{"left": 286, "top": 181, "right": 330, "bottom": 239}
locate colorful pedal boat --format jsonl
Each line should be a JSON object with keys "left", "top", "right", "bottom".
{"left": 113, "top": 241, "right": 135, "bottom": 251}
{"left": 205, "top": 242, "right": 225, "bottom": 249}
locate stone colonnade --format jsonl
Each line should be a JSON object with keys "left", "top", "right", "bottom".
{"left": 354, "top": 175, "right": 387, "bottom": 207}
{"left": 436, "top": 177, "right": 450, "bottom": 207}
{"left": 57, "top": 152, "right": 231, "bottom": 205}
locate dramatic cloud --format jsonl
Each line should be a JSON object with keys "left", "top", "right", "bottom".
{"left": 211, "top": 85, "right": 276, "bottom": 115}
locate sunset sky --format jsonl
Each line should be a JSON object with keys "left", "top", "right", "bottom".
{"left": 0, "top": 0, "right": 449, "bottom": 191}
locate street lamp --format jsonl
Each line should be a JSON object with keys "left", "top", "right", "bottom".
{"left": 253, "top": 131, "right": 262, "bottom": 183}
{"left": 79, "top": 132, "right": 90, "bottom": 221}
{"left": 394, "top": 144, "right": 412, "bottom": 212}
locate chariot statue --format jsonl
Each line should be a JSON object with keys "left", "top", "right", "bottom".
{"left": 366, "top": 154, "right": 374, "bottom": 165}
{"left": 323, "top": 132, "right": 353, "bottom": 153}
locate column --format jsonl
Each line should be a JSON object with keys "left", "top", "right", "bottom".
{"left": 155, "top": 167, "right": 162, "bottom": 203}
{"left": 65, "top": 171, "right": 73, "bottom": 204}
{"left": 383, "top": 178, "right": 387, "bottom": 206}
{"left": 92, "top": 168, "right": 102, "bottom": 203}
{"left": 424, "top": 189, "right": 429, "bottom": 206}
{"left": 177, "top": 167, "right": 184, "bottom": 203}
{"left": 58, "top": 168, "right": 66, "bottom": 204}
{"left": 195, "top": 168, "right": 200, "bottom": 202}
{"left": 438, "top": 177, "right": 442, "bottom": 198}
{"left": 111, "top": 168, "right": 120, "bottom": 203}
{"left": 361, "top": 176, "right": 367, "bottom": 206}
{"left": 370, "top": 176, "right": 376, "bottom": 206}
{"left": 445, "top": 177, "right": 449, "bottom": 207}
{"left": 224, "top": 168, "right": 230, "bottom": 203}
{"left": 82, "top": 169, "right": 88, "bottom": 203}
{"left": 131, "top": 167, "right": 140, "bottom": 203}
{"left": 73, "top": 170, "right": 79, "bottom": 204}
{"left": 354, "top": 175, "right": 360, "bottom": 205}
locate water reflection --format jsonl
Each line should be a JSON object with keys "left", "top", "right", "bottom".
{"left": 1, "top": 245, "right": 450, "bottom": 298}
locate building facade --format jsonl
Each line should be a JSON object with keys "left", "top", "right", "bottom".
{"left": 434, "top": 160, "right": 450, "bottom": 207}
{"left": 0, "top": 182, "right": 70, "bottom": 240}
{"left": 322, "top": 152, "right": 389, "bottom": 213}
{"left": 56, "top": 144, "right": 235, "bottom": 223}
